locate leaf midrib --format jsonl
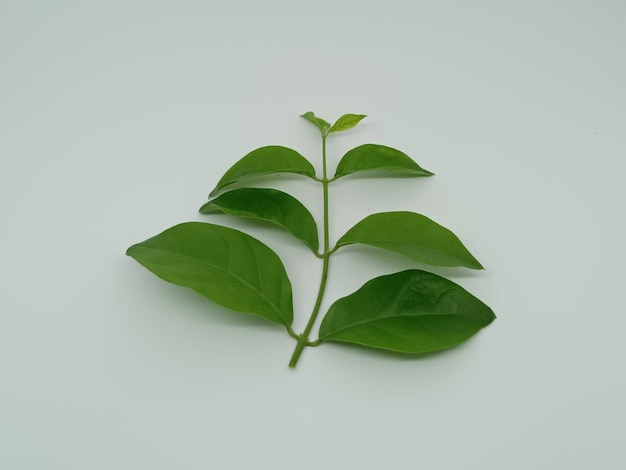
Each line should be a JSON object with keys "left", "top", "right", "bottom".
{"left": 340, "top": 165, "right": 425, "bottom": 172}
{"left": 322, "top": 305, "right": 491, "bottom": 338}
{"left": 337, "top": 238, "right": 470, "bottom": 265}
{"left": 212, "top": 204, "right": 317, "bottom": 250}
{"left": 322, "top": 280, "right": 492, "bottom": 333}
{"left": 214, "top": 167, "right": 316, "bottom": 195}
{"left": 133, "top": 243, "right": 289, "bottom": 322}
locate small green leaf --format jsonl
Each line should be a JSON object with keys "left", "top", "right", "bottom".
{"left": 210, "top": 146, "right": 316, "bottom": 196}
{"left": 126, "top": 222, "right": 293, "bottom": 326}
{"left": 199, "top": 188, "right": 319, "bottom": 252}
{"left": 336, "top": 211, "right": 483, "bottom": 269}
{"left": 328, "top": 114, "right": 367, "bottom": 133}
{"left": 300, "top": 112, "right": 331, "bottom": 136}
{"left": 334, "top": 144, "right": 433, "bottom": 180}
{"left": 319, "top": 269, "right": 495, "bottom": 353}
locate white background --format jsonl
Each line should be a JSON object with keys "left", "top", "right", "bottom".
{"left": 2, "top": 1, "right": 625, "bottom": 469}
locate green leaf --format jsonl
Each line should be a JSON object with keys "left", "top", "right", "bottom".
{"left": 336, "top": 211, "right": 483, "bottom": 269}
{"left": 300, "top": 112, "right": 331, "bottom": 136}
{"left": 328, "top": 114, "right": 367, "bottom": 133}
{"left": 210, "top": 146, "right": 316, "bottom": 196}
{"left": 126, "top": 222, "right": 293, "bottom": 326}
{"left": 319, "top": 269, "right": 495, "bottom": 353}
{"left": 334, "top": 144, "right": 433, "bottom": 180}
{"left": 199, "top": 188, "right": 319, "bottom": 252}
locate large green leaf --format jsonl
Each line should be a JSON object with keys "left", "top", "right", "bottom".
{"left": 300, "top": 112, "right": 331, "bottom": 136}
{"left": 126, "top": 222, "right": 293, "bottom": 326}
{"left": 319, "top": 270, "right": 495, "bottom": 353}
{"left": 329, "top": 114, "right": 367, "bottom": 133}
{"left": 199, "top": 188, "right": 319, "bottom": 252}
{"left": 210, "top": 146, "right": 316, "bottom": 196}
{"left": 333, "top": 144, "right": 433, "bottom": 180}
{"left": 335, "top": 211, "right": 483, "bottom": 269}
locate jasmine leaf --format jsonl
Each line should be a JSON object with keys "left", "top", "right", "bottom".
{"left": 319, "top": 270, "right": 495, "bottom": 353}
{"left": 210, "top": 146, "right": 316, "bottom": 197}
{"left": 127, "top": 222, "right": 293, "bottom": 326}
{"left": 300, "top": 111, "right": 331, "bottom": 136}
{"left": 328, "top": 114, "right": 367, "bottom": 133}
{"left": 336, "top": 211, "right": 483, "bottom": 269}
{"left": 200, "top": 188, "right": 319, "bottom": 252}
{"left": 334, "top": 144, "right": 433, "bottom": 180}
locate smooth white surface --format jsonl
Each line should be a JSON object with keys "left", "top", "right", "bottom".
{"left": 2, "top": 1, "right": 625, "bottom": 469}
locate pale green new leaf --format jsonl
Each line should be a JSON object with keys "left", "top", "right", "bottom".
{"left": 336, "top": 211, "right": 483, "bottom": 269}
{"left": 199, "top": 188, "right": 319, "bottom": 252}
{"left": 126, "top": 222, "right": 293, "bottom": 326}
{"left": 300, "top": 112, "right": 331, "bottom": 136}
{"left": 319, "top": 270, "right": 495, "bottom": 353}
{"left": 334, "top": 144, "right": 433, "bottom": 180}
{"left": 328, "top": 114, "right": 367, "bottom": 133}
{"left": 210, "top": 146, "right": 316, "bottom": 197}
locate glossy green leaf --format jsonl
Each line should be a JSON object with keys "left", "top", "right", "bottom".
{"left": 333, "top": 144, "right": 433, "bottom": 180}
{"left": 126, "top": 222, "right": 293, "bottom": 326}
{"left": 199, "top": 188, "right": 319, "bottom": 252}
{"left": 319, "top": 269, "right": 495, "bottom": 353}
{"left": 300, "top": 111, "right": 331, "bottom": 136}
{"left": 336, "top": 211, "right": 483, "bottom": 269}
{"left": 329, "top": 114, "right": 367, "bottom": 133}
{"left": 210, "top": 146, "right": 316, "bottom": 196}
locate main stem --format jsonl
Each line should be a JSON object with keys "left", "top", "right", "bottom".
{"left": 288, "top": 135, "right": 330, "bottom": 368}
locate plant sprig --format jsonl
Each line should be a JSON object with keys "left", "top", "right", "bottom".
{"left": 127, "top": 112, "right": 495, "bottom": 368}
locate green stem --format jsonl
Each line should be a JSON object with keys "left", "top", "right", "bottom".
{"left": 288, "top": 136, "right": 331, "bottom": 368}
